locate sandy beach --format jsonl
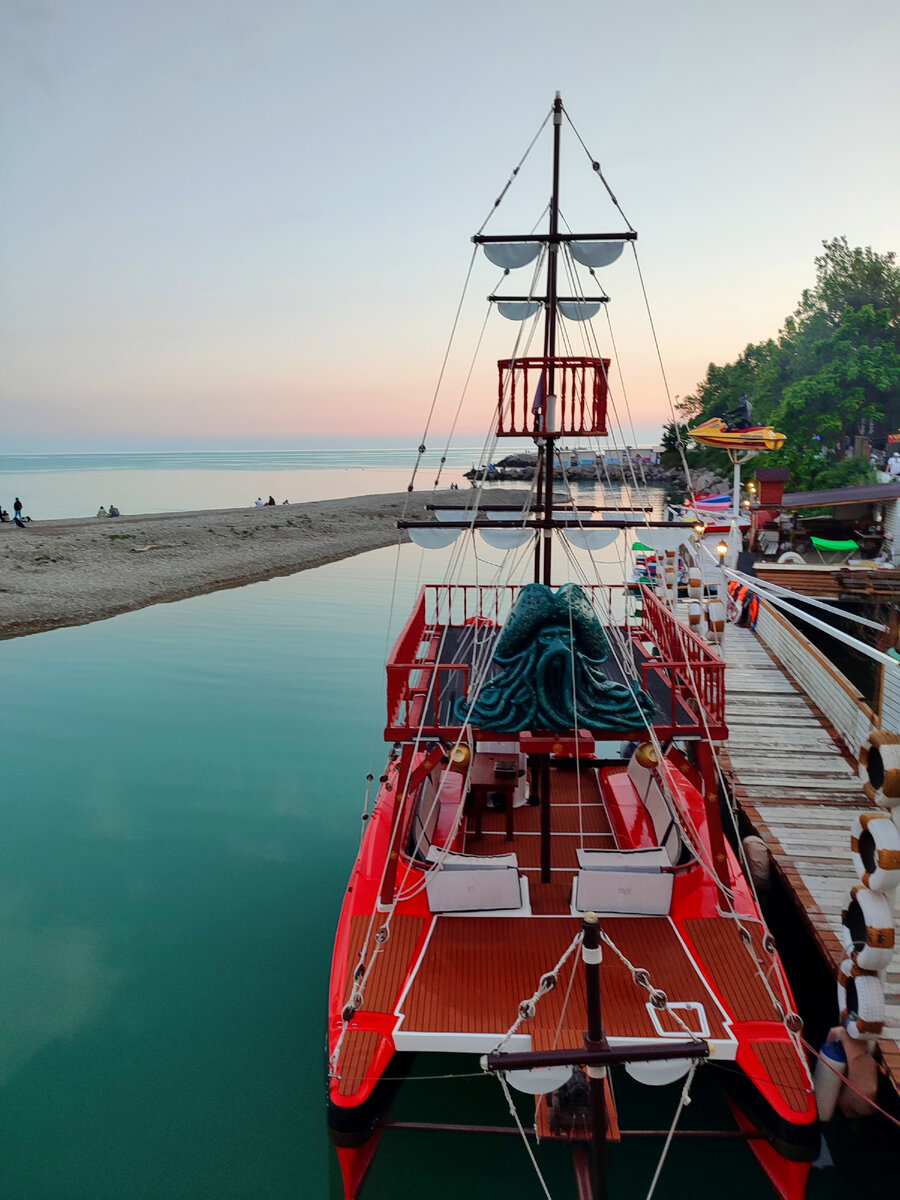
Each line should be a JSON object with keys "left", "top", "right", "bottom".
{"left": 0, "top": 491, "right": 462, "bottom": 640}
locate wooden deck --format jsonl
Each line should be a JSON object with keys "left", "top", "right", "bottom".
{"left": 720, "top": 621, "right": 900, "bottom": 1083}
{"left": 399, "top": 915, "right": 731, "bottom": 1046}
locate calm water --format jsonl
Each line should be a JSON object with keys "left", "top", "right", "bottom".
{"left": 0, "top": 449, "right": 501, "bottom": 521}
{"left": 0, "top": 447, "right": 662, "bottom": 522}
{"left": 0, "top": 489, "right": 891, "bottom": 1194}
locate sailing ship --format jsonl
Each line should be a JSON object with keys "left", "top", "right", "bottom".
{"left": 327, "top": 95, "right": 818, "bottom": 1198}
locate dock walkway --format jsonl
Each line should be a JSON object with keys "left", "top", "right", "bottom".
{"left": 720, "top": 622, "right": 900, "bottom": 1083}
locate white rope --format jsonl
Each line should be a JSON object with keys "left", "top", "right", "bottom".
{"left": 599, "top": 930, "right": 705, "bottom": 1043}
{"left": 644, "top": 1061, "right": 700, "bottom": 1200}
{"left": 492, "top": 931, "right": 584, "bottom": 1054}
{"left": 497, "top": 1072, "right": 554, "bottom": 1200}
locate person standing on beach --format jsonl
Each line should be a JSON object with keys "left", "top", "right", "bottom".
{"left": 13, "top": 498, "right": 22, "bottom": 519}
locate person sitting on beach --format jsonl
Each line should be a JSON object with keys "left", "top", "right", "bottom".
{"left": 282, "top": 499, "right": 289, "bottom": 504}
{"left": 0, "top": 509, "right": 8, "bottom": 522}
{"left": 97, "top": 506, "right": 108, "bottom": 518}
{"left": 266, "top": 495, "right": 276, "bottom": 506}
{"left": 108, "top": 504, "right": 120, "bottom": 517}
{"left": 254, "top": 497, "right": 265, "bottom": 507}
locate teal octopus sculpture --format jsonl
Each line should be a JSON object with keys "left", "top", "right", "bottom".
{"left": 456, "top": 583, "right": 654, "bottom": 733}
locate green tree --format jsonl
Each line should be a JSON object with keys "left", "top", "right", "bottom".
{"left": 773, "top": 305, "right": 900, "bottom": 446}
{"left": 795, "top": 237, "right": 900, "bottom": 328}
{"left": 677, "top": 237, "right": 900, "bottom": 490}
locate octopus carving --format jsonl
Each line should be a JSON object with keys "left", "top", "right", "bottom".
{"left": 456, "top": 582, "right": 654, "bottom": 733}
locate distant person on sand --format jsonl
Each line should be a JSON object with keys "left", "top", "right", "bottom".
{"left": 97, "top": 506, "right": 108, "bottom": 518}
{"left": 0, "top": 508, "right": 8, "bottom": 522}
{"left": 282, "top": 499, "right": 289, "bottom": 504}
{"left": 108, "top": 504, "right": 120, "bottom": 517}
{"left": 254, "top": 497, "right": 265, "bottom": 507}
{"left": 266, "top": 495, "right": 276, "bottom": 506}
{"left": 13, "top": 497, "right": 22, "bottom": 519}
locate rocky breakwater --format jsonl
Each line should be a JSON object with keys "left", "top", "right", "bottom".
{"left": 465, "top": 454, "right": 728, "bottom": 495}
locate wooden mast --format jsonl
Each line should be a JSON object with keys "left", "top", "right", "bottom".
{"left": 535, "top": 92, "right": 563, "bottom": 884}
{"left": 540, "top": 91, "right": 562, "bottom": 587}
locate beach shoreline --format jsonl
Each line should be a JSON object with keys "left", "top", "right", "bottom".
{"left": 0, "top": 491, "right": 460, "bottom": 640}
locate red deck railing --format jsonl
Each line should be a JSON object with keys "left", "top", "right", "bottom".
{"left": 496, "top": 356, "right": 609, "bottom": 437}
{"left": 637, "top": 585, "right": 727, "bottom": 737}
{"left": 385, "top": 583, "right": 727, "bottom": 742}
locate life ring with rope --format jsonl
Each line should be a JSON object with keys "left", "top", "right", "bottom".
{"left": 839, "top": 885, "right": 895, "bottom": 972}
{"left": 850, "top": 811, "right": 900, "bottom": 892}
{"left": 859, "top": 729, "right": 900, "bottom": 809}
{"left": 837, "top": 958, "right": 886, "bottom": 1040}
{"left": 776, "top": 551, "right": 804, "bottom": 564}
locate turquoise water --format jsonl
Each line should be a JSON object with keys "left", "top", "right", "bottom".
{"left": 1, "top": 537, "right": 892, "bottom": 1195}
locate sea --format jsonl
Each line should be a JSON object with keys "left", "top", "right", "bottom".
{"left": 0, "top": 450, "right": 892, "bottom": 1197}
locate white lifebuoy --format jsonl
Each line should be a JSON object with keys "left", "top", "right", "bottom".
{"left": 859, "top": 729, "right": 900, "bottom": 809}
{"left": 688, "top": 601, "right": 702, "bottom": 629}
{"left": 687, "top": 568, "right": 702, "bottom": 600}
{"left": 851, "top": 812, "right": 900, "bottom": 892}
{"left": 837, "top": 958, "right": 886, "bottom": 1040}
{"left": 777, "top": 551, "right": 804, "bottom": 564}
{"left": 839, "top": 886, "right": 895, "bottom": 971}
{"left": 705, "top": 598, "right": 725, "bottom": 644}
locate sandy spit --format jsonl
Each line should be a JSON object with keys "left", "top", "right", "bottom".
{"left": 0, "top": 491, "right": 463, "bottom": 640}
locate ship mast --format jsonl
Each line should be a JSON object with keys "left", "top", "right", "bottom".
{"left": 538, "top": 92, "right": 563, "bottom": 585}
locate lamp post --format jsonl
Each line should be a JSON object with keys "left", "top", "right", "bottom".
{"left": 716, "top": 540, "right": 728, "bottom": 569}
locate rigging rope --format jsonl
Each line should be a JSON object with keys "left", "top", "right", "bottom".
{"left": 497, "top": 1072, "right": 555, "bottom": 1200}
{"left": 561, "top": 107, "right": 636, "bottom": 234}
{"left": 644, "top": 1061, "right": 700, "bottom": 1200}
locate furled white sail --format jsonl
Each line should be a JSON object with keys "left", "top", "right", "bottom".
{"left": 562, "top": 526, "right": 620, "bottom": 551}
{"left": 482, "top": 242, "right": 541, "bottom": 270}
{"left": 478, "top": 528, "right": 534, "bottom": 549}
{"left": 558, "top": 300, "right": 602, "bottom": 321}
{"left": 408, "top": 527, "right": 461, "bottom": 549}
{"left": 569, "top": 241, "right": 624, "bottom": 268}
{"left": 496, "top": 300, "right": 542, "bottom": 321}
{"left": 435, "top": 509, "right": 475, "bottom": 523}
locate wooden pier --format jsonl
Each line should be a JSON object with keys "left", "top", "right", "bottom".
{"left": 719, "top": 618, "right": 900, "bottom": 1090}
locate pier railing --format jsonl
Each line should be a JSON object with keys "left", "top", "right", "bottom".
{"left": 754, "top": 599, "right": 876, "bottom": 757}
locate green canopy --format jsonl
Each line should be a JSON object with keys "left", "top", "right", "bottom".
{"left": 810, "top": 536, "right": 858, "bottom": 552}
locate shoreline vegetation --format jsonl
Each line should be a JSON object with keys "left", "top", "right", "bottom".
{"left": 0, "top": 491, "right": 459, "bottom": 641}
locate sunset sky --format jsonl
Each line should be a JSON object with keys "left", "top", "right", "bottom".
{"left": 2, "top": 0, "right": 898, "bottom": 452}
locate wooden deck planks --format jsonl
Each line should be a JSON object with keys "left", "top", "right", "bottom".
{"left": 720, "top": 621, "right": 900, "bottom": 1062}
{"left": 341, "top": 913, "right": 426, "bottom": 1012}
{"left": 400, "top": 916, "right": 731, "bottom": 1044}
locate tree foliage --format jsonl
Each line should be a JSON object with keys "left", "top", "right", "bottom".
{"left": 678, "top": 238, "right": 900, "bottom": 490}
